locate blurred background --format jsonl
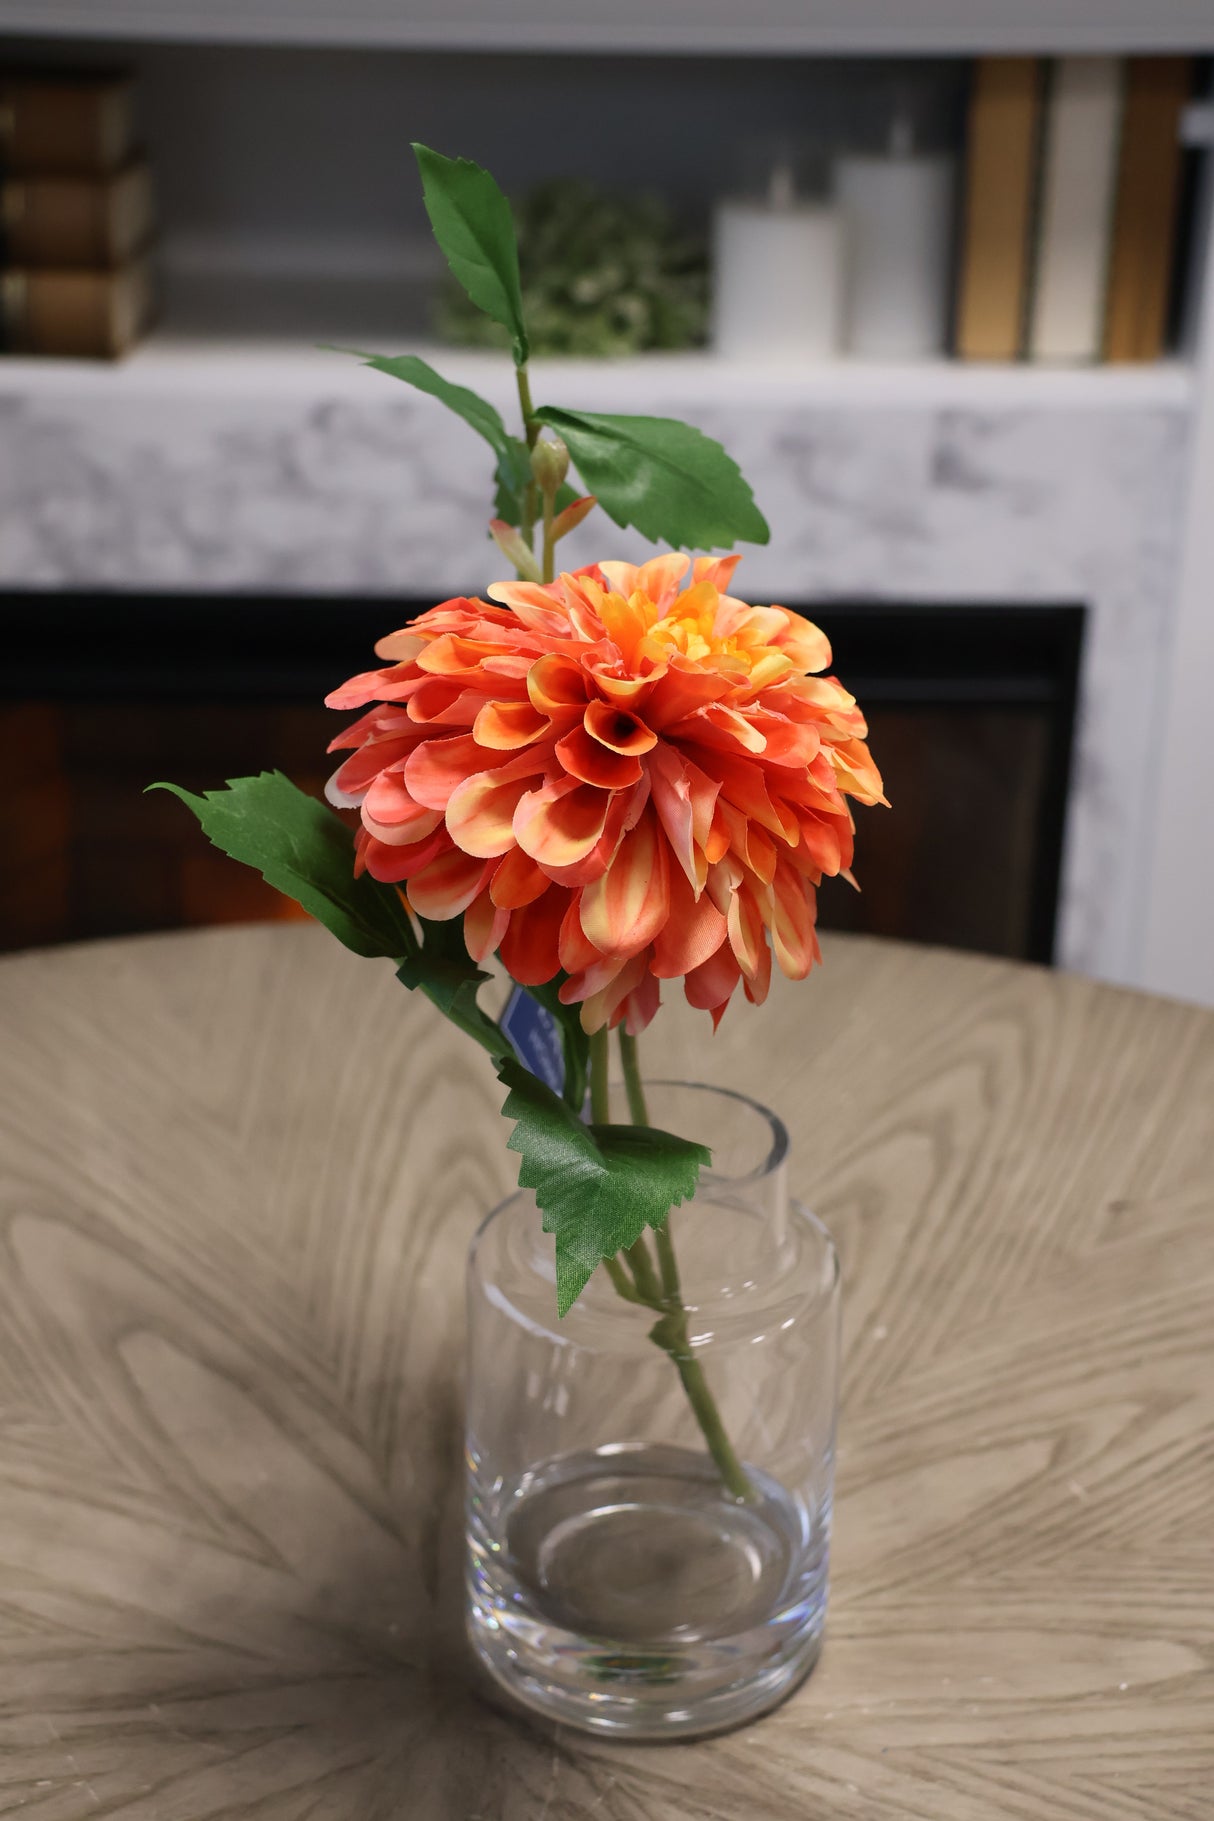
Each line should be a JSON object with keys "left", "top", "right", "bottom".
{"left": 2, "top": 2, "right": 1212, "bottom": 1006}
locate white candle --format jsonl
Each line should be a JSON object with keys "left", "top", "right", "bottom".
{"left": 712, "top": 171, "right": 843, "bottom": 360}
{"left": 835, "top": 149, "right": 955, "bottom": 359}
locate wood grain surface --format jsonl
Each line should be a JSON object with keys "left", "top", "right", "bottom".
{"left": 0, "top": 923, "right": 1211, "bottom": 1819}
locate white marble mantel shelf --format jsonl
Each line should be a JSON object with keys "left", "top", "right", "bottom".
{"left": 0, "top": 335, "right": 1194, "bottom": 1000}
{"left": 0, "top": 339, "right": 1192, "bottom": 406}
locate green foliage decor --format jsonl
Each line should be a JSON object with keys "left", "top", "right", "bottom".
{"left": 436, "top": 178, "right": 709, "bottom": 359}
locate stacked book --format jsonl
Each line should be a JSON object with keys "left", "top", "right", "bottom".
{"left": 955, "top": 56, "right": 1195, "bottom": 364}
{"left": 0, "top": 72, "right": 157, "bottom": 358}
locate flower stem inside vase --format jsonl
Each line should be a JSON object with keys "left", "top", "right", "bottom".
{"left": 588, "top": 1026, "right": 756, "bottom": 1503}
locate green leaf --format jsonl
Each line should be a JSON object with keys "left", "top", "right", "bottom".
{"left": 152, "top": 772, "right": 510, "bottom": 1059}
{"left": 532, "top": 405, "right": 770, "bottom": 552}
{"left": 398, "top": 916, "right": 509, "bottom": 1062}
{"left": 498, "top": 1058, "right": 710, "bottom": 1315}
{"left": 413, "top": 143, "right": 530, "bottom": 366}
{"left": 492, "top": 432, "right": 534, "bottom": 525}
{"left": 149, "top": 773, "right": 417, "bottom": 961}
{"left": 332, "top": 348, "right": 531, "bottom": 528}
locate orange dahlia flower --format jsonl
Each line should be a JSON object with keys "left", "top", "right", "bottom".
{"left": 325, "top": 555, "right": 884, "bottom": 1034}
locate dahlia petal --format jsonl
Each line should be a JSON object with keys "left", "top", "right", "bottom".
{"left": 418, "top": 634, "right": 519, "bottom": 679}
{"left": 325, "top": 666, "right": 415, "bottom": 710}
{"left": 527, "top": 654, "right": 590, "bottom": 714}
{"left": 692, "top": 554, "right": 743, "bottom": 592}
{"left": 705, "top": 855, "right": 741, "bottom": 915}
{"left": 777, "top": 613, "right": 833, "bottom": 673}
{"left": 596, "top": 590, "right": 652, "bottom": 669}
{"left": 684, "top": 945, "right": 742, "bottom": 1028}
{"left": 745, "top": 712, "right": 821, "bottom": 768}
{"left": 792, "top": 812, "right": 844, "bottom": 877}
{"left": 742, "top": 932, "right": 773, "bottom": 1004}
{"left": 558, "top": 574, "right": 610, "bottom": 643}
{"left": 330, "top": 734, "right": 420, "bottom": 799}
{"left": 579, "top": 808, "right": 669, "bottom": 959}
{"left": 632, "top": 552, "right": 691, "bottom": 606}
{"left": 473, "top": 699, "right": 550, "bottom": 749}
{"left": 446, "top": 769, "right": 540, "bottom": 858}
{"left": 498, "top": 883, "right": 569, "bottom": 986}
{"left": 646, "top": 743, "right": 719, "bottom": 893}
{"left": 464, "top": 888, "right": 510, "bottom": 964}
{"left": 621, "top": 969, "right": 662, "bottom": 1036}
{"left": 362, "top": 807, "right": 445, "bottom": 848}
{"left": 727, "top": 881, "right": 768, "bottom": 981}
{"left": 585, "top": 656, "right": 664, "bottom": 707}
{"left": 404, "top": 734, "right": 507, "bottom": 812}
{"left": 326, "top": 704, "right": 413, "bottom": 754}
{"left": 363, "top": 770, "right": 438, "bottom": 828}
{"left": 705, "top": 807, "right": 732, "bottom": 866}
{"left": 558, "top": 951, "right": 628, "bottom": 1008}
{"left": 558, "top": 895, "right": 600, "bottom": 974}
{"left": 745, "top": 824, "right": 778, "bottom": 884}
{"left": 573, "top": 952, "right": 649, "bottom": 1035}
{"left": 716, "top": 800, "right": 778, "bottom": 884}
{"left": 584, "top": 699, "right": 657, "bottom": 756}
{"left": 769, "top": 860, "right": 819, "bottom": 979}
{"left": 671, "top": 703, "right": 767, "bottom": 756}
{"left": 554, "top": 724, "right": 643, "bottom": 790}
{"left": 651, "top": 869, "right": 727, "bottom": 978}
{"left": 363, "top": 826, "right": 449, "bottom": 884}
{"left": 542, "top": 777, "right": 649, "bottom": 888}
{"left": 325, "top": 769, "right": 365, "bottom": 811}
{"left": 596, "top": 560, "right": 638, "bottom": 597}
{"left": 486, "top": 580, "right": 572, "bottom": 640}
{"left": 643, "top": 662, "right": 731, "bottom": 731}
{"left": 830, "top": 736, "right": 889, "bottom": 806}
{"left": 740, "top": 652, "right": 796, "bottom": 697}
{"left": 514, "top": 777, "right": 612, "bottom": 869}
{"left": 700, "top": 752, "right": 799, "bottom": 844}
{"left": 370, "top": 630, "right": 426, "bottom": 664}
{"left": 489, "top": 846, "right": 550, "bottom": 909}
{"left": 407, "top": 849, "right": 494, "bottom": 921}
{"left": 479, "top": 653, "right": 536, "bottom": 682}
{"left": 729, "top": 604, "right": 793, "bottom": 648}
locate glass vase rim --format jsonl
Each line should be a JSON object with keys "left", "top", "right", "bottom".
{"left": 469, "top": 1192, "right": 839, "bottom": 1342}
{"left": 607, "top": 1077, "right": 790, "bottom": 1188}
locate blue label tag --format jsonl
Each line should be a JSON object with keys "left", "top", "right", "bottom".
{"left": 500, "top": 986, "right": 566, "bottom": 1095}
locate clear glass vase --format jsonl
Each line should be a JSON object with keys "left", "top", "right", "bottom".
{"left": 465, "top": 1081, "right": 840, "bottom": 1740}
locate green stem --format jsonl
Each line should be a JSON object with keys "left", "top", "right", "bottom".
{"left": 541, "top": 487, "right": 556, "bottom": 587}
{"left": 668, "top": 1350, "right": 753, "bottom": 1504}
{"left": 654, "top": 1221, "right": 682, "bottom": 1306}
{"left": 603, "top": 1255, "right": 644, "bottom": 1303}
{"left": 516, "top": 363, "right": 540, "bottom": 551}
{"left": 623, "top": 1234, "right": 665, "bottom": 1307}
{"left": 597, "top": 1028, "right": 755, "bottom": 1503}
{"left": 516, "top": 363, "right": 538, "bottom": 447}
{"left": 588, "top": 1026, "right": 611, "bottom": 1124}
{"left": 618, "top": 1029, "right": 649, "bottom": 1125}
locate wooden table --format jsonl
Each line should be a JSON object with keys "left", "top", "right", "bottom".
{"left": 1, "top": 924, "right": 1211, "bottom": 1819}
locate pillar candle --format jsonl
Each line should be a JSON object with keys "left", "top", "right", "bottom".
{"left": 712, "top": 176, "right": 843, "bottom": 360}
{"left": 835, "top": 150, "right": 955, "bottom": 358}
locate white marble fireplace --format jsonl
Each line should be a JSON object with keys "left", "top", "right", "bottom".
{"left": 0, "top": 350, "right": 1191, "bottom": 991}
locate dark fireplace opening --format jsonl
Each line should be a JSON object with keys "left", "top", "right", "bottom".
{"left": 2, "top": 593, "right": 1083, "bottom": 965}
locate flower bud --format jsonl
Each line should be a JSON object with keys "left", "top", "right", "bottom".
{"left": 530, "top": 435, "right": 570, "bottom": 497}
